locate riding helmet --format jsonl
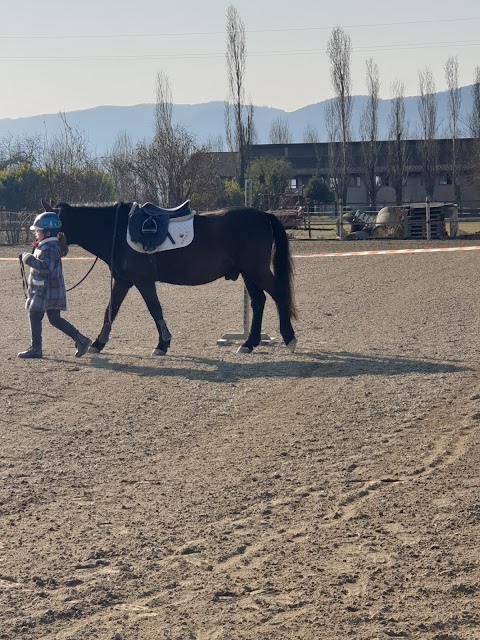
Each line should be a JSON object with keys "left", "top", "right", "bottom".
{"left": 30, "top": 212, "right": 62, "bottom": 231}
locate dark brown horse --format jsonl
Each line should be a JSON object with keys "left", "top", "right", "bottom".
{"left": 43, "top": 201, "right": 297, "bottom": 355}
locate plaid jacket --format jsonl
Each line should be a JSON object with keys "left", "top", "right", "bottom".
{"left": 22, "top": 237, "right": 67, "bottom": 312}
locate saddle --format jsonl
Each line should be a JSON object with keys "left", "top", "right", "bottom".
{"left": 128, "top": 201, "right": 193, "bottom": 252}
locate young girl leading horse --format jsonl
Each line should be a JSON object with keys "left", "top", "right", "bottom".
{"left": 18, "top": 211, "right": 92, "bottom": 359}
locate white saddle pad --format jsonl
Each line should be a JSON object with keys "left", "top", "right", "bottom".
{"left": 127, "top": 215, "right": 195, "bottom": 254}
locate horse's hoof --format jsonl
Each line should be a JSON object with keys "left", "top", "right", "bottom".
{"left": 286, "top": 337, "right": 297, "bottom": 353}
{"left": 88, "top": 345, "right": 101, "bottom": 354}
{"left": 151, "top": 348, "right": 166, "bottom": 356}
{"left": 237, "top": 345, "right": 253, "bottom": 354}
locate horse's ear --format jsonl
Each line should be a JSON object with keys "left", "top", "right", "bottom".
{"left": 41, "top": 198, "right": 54, "bottom": 212}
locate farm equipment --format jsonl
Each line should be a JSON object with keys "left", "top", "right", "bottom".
{"left": 343, "top": 207, "right": 404, "bottom": 240}
{"left": 343, "top": 206, "right": 405, "bottom": 240}
{"left": 271, "top": 208, "right": 304, "bottom": 230}
{"left": 343, "top": 203, "right": 455, "bottom": 240}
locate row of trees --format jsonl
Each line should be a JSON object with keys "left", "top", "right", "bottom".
{"left": 0, "top": 115, "right": 114, "bottom": 210}
{"left": 243, "top": 22, "right": 480, "bottom": 209}
{"left": 261, "top": 29, "right": 480, "bottom": 209}
{"left": 1, "top": 9, "right": 480, "bottom": 212}
{"left": 321, "top": 27, "right": 480, "bottom": 208}
{"left": 0, "top": 70, "right": 241, "bottom": 212}
{"left": 0, "top": 116, "right": 331, "bottom": 213}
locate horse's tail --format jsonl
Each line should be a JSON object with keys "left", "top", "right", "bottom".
{"left": 267, "top": 213, "right": 298, "bottom": 321}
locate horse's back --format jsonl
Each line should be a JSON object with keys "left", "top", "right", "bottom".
{"left": 152, "top": 207, "right": 274, "bottom": 285}
{"left": 196, "top": 207, "right": 272, "bottom": 238}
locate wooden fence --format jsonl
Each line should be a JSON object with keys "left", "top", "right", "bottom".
{"left": 0, "top": 211, "right": 35, "bottom": 245}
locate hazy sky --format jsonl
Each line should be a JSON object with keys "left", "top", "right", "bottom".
{"left": 1, "top": 0, "right": 479, "bottom": 119}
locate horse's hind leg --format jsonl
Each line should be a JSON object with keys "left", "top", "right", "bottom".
{"left": 135, "top": 280, "right": 172, "bottom": 356}
{"left": 90, "top": 277, "right": 133, "bottom": 353}
{"left": 253, "top": 270, "right": 296, "bottom": 350}
{"left": 238, "top": 277, "right": 266, "bottom": 354}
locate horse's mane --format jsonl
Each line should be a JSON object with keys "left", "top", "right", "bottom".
{"left": 57, "top": 201, "right": 129, "bottom": 209}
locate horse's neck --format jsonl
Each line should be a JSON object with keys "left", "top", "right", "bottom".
{"left": 78, "top": 207, "right": 122, "bottom": 263}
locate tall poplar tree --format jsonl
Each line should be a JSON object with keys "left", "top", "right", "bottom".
{"left": 224, "top": 5, "right": 255, "bottom": 188}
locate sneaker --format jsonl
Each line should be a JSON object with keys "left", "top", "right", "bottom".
{"left": 17, "top": 347, "right": 43, "bottom": 359}
{"left": 74, "top": 334, "right": 92, "bottom": 358}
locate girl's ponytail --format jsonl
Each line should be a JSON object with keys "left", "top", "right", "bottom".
{"left": 57, "top": 232, "right": 69, "bottom": 257}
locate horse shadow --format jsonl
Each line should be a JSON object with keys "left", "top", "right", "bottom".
{"left": 70, "top": 348, "right": 470, "bottom": 383}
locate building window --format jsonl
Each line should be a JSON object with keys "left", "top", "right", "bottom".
{"left": 376, "top": 174, "right": 390, "bottom": 187}
{"left": 290, "top": 178, "right": 297, "bottom": 189}
{"left": 349, "top": 175, "right": 361, "bottom": 187}
{"left": 439, "top": 172, "right": 452, "bottom": 185}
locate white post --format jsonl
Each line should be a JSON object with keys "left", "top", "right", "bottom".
{"left": 450, "top": 203, "right": 458, "bottom": 238}
{"left": 245, "top": 179, "right": 252, "bottom": 208}
{"left": 337, "top": 198, "right": 344, "bottom": 240}
{"left": 306, "top": 199, "right": 312, "bottom": 239}
{"left": 425, "top": 197, "right": 431, "bottom": 240}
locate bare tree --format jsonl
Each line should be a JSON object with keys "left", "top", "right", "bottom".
{"left": 269, "top": 116, "right": 292, "bottom": 144}
{"left": 106, "top": 131, "right": 138, "bottom": 201}
{"left": 468, "top": 66, "right": 480, "bottom": 138}
{"left": 224, "top": 5, "right": 255, "bottom": 188}
{"left": 43, "top": 113, "right": 92, "bottom": 174}
{"left": 153, "top": 71, "right": 192, "bottom": 206}
{"left": 130, "top": 73, "right": 199, "bottom": 206}
{"left": 387, "top": 80, "right": 409, "bottom": 205}
{"left": 444, "top": 55, "right": 462, "bottom": 206}
{"left": 154, "top": 71, "right": 174, "bottom": 141}
{"left": 130, "top": 72, "right": 221, "bottom": 209}
{"left": 0, "top": 133, "right": 42, "bottom": 169}
{"left": 303, "top": 123, "right": 325, "bottom": 181}
{"left": 41, "top": 113, "right": 111, "bottom": 202}
{"left": 325, "top": 100, "right": 341, "bottom": 204}
{"left": 132, "top": 134, "right": 203, "bottom": 207}
{"left": 186, "top": 153, "right": 226, "bottom": 211}
{"left": 205, "top": 135, "right": 225, "bottom": 152}
{"left": 467, "top": 67, "right": 480, "bottom": 191}
{"left": 360, "top": 58, "right": 380, "bottom": 208}
{"left": 303, "top": 124, "right": 320, "bottom": 144}
{"left": 326, "top": 26, "right": 352, "bottom": 205}
{"left": 418, "top": 67, "right": 438, "bottom": 200}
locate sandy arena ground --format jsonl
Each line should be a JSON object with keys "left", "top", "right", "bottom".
{"left": 0, "top": 238, "right": 479, "bottom": 640}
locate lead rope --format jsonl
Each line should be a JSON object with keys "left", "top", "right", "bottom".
{"left": 66, "top": 256, "right": 98, "bottom": 292}
{"left": 19, "top": 256, "right": 28, "bottom": 299}
{"left": 19, "top": 252, "right": 99, "bottom": 299}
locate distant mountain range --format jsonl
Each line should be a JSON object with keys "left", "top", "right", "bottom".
{"left": 0, "top": 86, "right": 476, "bottom": 155}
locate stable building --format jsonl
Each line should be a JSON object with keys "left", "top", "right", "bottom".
{"left": 214, "top": 139, "right": 480, "bottom": 211}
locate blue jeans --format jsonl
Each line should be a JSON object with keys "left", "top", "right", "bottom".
{"left": 29, "top": 309, "right": 78, "bottom": 349}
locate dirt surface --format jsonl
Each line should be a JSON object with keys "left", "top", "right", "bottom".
{"left": 1, "top": 238, "right": 479, "bottom": 640}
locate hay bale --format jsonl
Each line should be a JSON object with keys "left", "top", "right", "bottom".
{"left": 375, "top": 206, "right": 404, "bottom": 238}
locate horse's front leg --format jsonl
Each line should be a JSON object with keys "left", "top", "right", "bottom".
{"left": 90, "top": 277, "right": 133, "bottom": 353}
{"left": 135, "top": 280, "right": 172, "bottom": 356}
{"left": 237, "top": 277, "right": 266, "bottom": 354}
